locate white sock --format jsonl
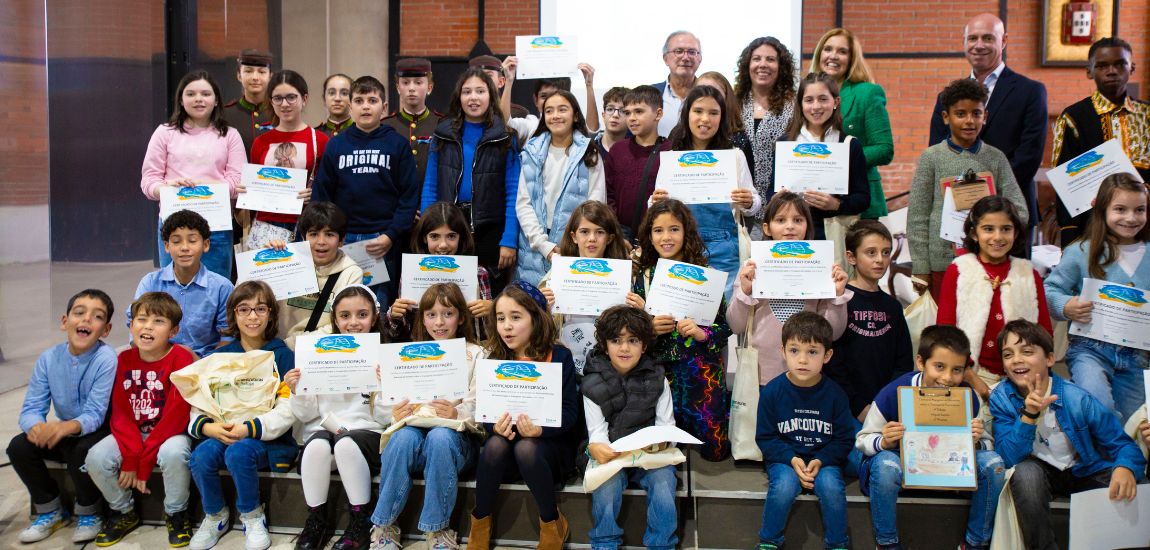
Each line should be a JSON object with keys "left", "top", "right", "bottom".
{"left": 300, "top": 438, "right": 334, "bottom": 507}
{"left": 333, "top": 437, "right": 373, "bottom": 506}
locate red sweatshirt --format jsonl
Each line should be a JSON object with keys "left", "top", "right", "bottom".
{"left": 110, "top": 346, "right": 194, "bottom": 480}
{"left": 249, "top": 127, "right": 329, "bottom": 224}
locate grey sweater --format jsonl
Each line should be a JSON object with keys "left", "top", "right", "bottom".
{"left": 908, "top": 141, "right": 1028, "bottom": 273}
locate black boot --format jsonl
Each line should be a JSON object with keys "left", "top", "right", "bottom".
{"left": 332, "top": 504, "right": 373, "bottom": 550}
{"left": 295, "top": 504, "right": 331, "bottom": 550}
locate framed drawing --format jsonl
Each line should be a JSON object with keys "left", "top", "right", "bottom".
{"left": 1041, "top": 0, "right": 1120, "bottom": 66}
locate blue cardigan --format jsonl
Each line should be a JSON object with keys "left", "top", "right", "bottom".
{"left": 1044, "top": 240, "right": 1150, "bottom": 320}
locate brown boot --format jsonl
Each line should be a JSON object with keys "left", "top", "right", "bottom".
{"left": 466, "top": 513, "right": 491, "bottom": 550}
{"left": 536, "top": 510, "right": 568, "bottom": 550}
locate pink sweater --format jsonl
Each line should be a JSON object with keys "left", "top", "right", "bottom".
{"left": 726, "top": 285, "right": 852, "bottom": 386}
{"left": 140, "top": 124, "right": 246, "bottom": 200}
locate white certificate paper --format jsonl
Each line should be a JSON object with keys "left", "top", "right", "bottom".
{"left": 751, "top": 241, "right": 836, "bottom": 299}
{"left": 609, "top": 425, "right": 703, "bottom": 452}
{"left": 378, "top": 338, "right": 469, "bottom": 403}
{"left": 159, "top": 183, "right": 232, "bottom": 231}
{"left": 1048, "top": 139, "right": 1144, "bottom": 217}
{"left": 235, "top": 242, "right": 319, "bottom": 300}
{"left": 655, "top": 150, "right": 737, "bottom": 204}
{"left": 773, "top": 141, "right": 850, "bottom": 194}
{"left": 475, "top": 359, "right": 563, "bottom": 427}
{"left": 400, "top": 254, "right": 479, "bottom": 303}
{"left": 549, "top": 257, "right": 632, "bottom": 315}
{"left": 1069, "top": 487, "right": 1150, "bottom": 550}
{"left": 295, "top": 333, "right": 380, "bottom": 395}
{"left": 235, "top": 164, "right": 307, "bottom": 215}
{"left": 514, "top": 35, "right": 579, "bottom": 79}
{"left": 341, "top": 241, "right": 390, "bottom": 287}
{"left": 643, "top": 259, "right": 728, "bottom": 326}
{"left": 1069, "top": 278, "right": 1150, "bottom": 351}
{"left": 939, "top": 187, "right": 969, "bottom": 245}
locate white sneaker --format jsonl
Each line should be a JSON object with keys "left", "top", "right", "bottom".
{"left": 18, "top": 509, "right": 70, "bottom": 543}
{"left": 72, "top": 513, "right": 103, "bottom": 543}
{"left": 369, "top": 524, "right": 402, "bottom": 550}
{"left": 425, "top": 529, "right": 459, "bottom": 550}
{"left": 189, "top": 510, "right": 231, "bottom": 550}
{"left": 239, "top": 507, "right": 271, "bottom": 550}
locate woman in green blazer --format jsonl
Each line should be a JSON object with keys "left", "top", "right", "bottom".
{"left": 810, "top": 28, "right": 894, "bottom": 219}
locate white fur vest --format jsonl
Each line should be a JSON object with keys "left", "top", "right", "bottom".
{"left": 953, "top": 254, "right": 1039, "bottom": 363}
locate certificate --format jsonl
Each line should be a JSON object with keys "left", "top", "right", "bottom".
{"left": 773, "top": 141, "right": 850, "bottom": 194}
{"left": 750, "top": 240, "right": 835, "bottom": 299}
{"left": 1069, "top": 278, "right": 1150, "bottom": 351}
{"left": 1069, "top": 487, "right": 1150, "bottom": 550}
{"left": 235, "top": 242, "right": 319, "bottom": 300}
{"left": 643, "top": 259, "right": 727, "bottom": 326}
{"left": 655, "top": 150, "right": 737, "bottom": 204}
{"left": 341, "top": 241, "right": 390, "bottom": 287}
{"left": 609, "top": 425, "right": 703, "bottom": 452}
{"left": 378, "top": 338, "right": 470, "bottom": 403}
{"left": 235, "top": 164, "right": 307, "bottom": 215}
{"left": 475, "top": 359, "right": 563, "bottom": 427}
{"left": 549, "top": 257, "right": 632, "bottom": 315}
{"left": 514, "top": 35, "right": 579, "bottom": 79}
{"left": 400, "top": 254, "right": 479, "bottom": 303}
{"left": 1048, "top": 139, "right": 1144, "bottom": 217}
{"left": 295, "top": 333, "right": 380, "bottom": 395}
{"left": 159, "top": 183, "right": 232, "bottom": 232}
{"left": 897, "top": 386, "right": 976, "bottom": 491}
{"left": 939, "top": 176, "right": 995, "bottom": 245}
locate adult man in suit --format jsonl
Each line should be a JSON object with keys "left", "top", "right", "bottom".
{"left": 652, "top": 31, "right": 702, "bottom": 137}
{"left": 930, "top": 13, "right": 1048, "bottom": 248}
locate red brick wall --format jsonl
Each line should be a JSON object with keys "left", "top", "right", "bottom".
{"left": 398, "top": 0, "right": 538, "bottom": 56}
{"left": 0, "top": 0, "right": 48, "bottom": 207}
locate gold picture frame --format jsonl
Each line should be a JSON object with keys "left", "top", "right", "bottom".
{"left": 1041, "top": 0, "right": 1120, "bottom": 66}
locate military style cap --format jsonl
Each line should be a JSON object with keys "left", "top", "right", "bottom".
{"left": 395, "top": 57, "right": 433, "bottom": 77}
{"left": 468, "top": 55, "right": 503, "bottom": 74}
{"left": 237, "top": 49, "right": 273, "bottom": 67}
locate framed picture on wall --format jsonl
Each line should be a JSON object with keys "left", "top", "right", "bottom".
{"left": 1041, "top": 0, "right": 1120, "bottom": 66}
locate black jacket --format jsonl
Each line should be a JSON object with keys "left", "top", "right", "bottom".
{"left": 581, "top": 350, "right": 664, "bottom": 442}
{"left": 430, "top": 117, "right": 515, "bottom": 228}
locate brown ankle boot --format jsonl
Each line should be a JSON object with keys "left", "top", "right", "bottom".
{"left": 466, "top": 513, "right": 491, "bottom": 550}
{"left": 536, "top": 510, "right": 568, "bottom": 550}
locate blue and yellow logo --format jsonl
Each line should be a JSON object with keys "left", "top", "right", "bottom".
{"left": 570, "top": 259, "right": 612, "bottom": 276}
{"left": 771, "top": 241, "right": 815, "bottom": 259}
{"left": 176, "top": 186, "right": 214, "bottom": 200}
{"left": 530, "top": 36, "right": 563, "bottom": 48}
{"left": 256, "top": 167, "right": 292, "bottom": 182}
{"left": 362, "top": 271, "right": 374, "bottom": 285}
{"left": 419, "top": 256, "right": 460, "bottom": 272}
{"left": 399, "top": 342, "right": 446, "bottom": 361}
{"left": 1066, "top": 151, "right": 1103, "bottom": 176}
{"left": 315, "top": 335, "right": 360, "bottom": 354}
{"left": 495, "top": 362, "right": 542, "bottom": 382}
{"left": 253, "top": 248, "right": 294, "bottom": 266}
{"left": 668, "top": 263, "right": 707, "bottom": 285}
{"left": 677, "top": 151, "right": 718, "bottom": 168}
{"left": 793, "top": 143, "right": 832, "bottom": 158}
{"left": 1098, "top": 285, "right": 1147, "bottom": 307}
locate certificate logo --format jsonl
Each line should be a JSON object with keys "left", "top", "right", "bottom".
{"left": 793, "top": 143, "right": 832, "bottom": 158}
{"left": 1097, "top": 284, "right": 1147, "bottom": 307}
{"left": 419, "top": 256, "right": 460, "bottom": 272}
{"left": 362, "top": 271, "right": 374, "bottom": 285}
{"left": 530, "top": 36, "right": 563, "bottom": 48}
{"left": 677, "top": 151, "right": 718, "bottom": 168}
{"left": 256, "top": 167, "right": 292, "bottom": 182}
{"left": 399, "top": 342, "right": 446, "bottom": 361}
{"left": 315, "top": 335, "right": 361, "bottom": 353}
{"left": 495, "top": 362, "right": 542, "bottom": 382}
{"left": 570, "top": 259, "right": 612, "bottom": 276}
{"left": 1066, "top": 151, "right": 1103, "bottom": 176}
{"left": 253, "top": 248, "right": 294, "bottom": 266}
{"left": 667, "top": 263, "right": 707, "bottom": 285}
{"left": 176, "top": 185, "right": 214, "bottom": 200}
{"left": 770, "top": 241, "right": 815, "bottom": 259}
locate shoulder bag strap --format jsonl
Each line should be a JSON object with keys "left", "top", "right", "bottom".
{"left": 630, "top": 137, "right": 666, "bottom": 236}
{"left": 305, "top": 269, "right": 344, "bottom": 333}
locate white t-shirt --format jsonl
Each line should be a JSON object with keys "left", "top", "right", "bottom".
{"left": 1032, "top": 410, "right": 1077, "bottom": 471}
{"left": 1118, "top": 243, "right": 1146, "bottom": 278}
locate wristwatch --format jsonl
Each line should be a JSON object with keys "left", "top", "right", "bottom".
{"left": 1020, "top": 407, "right": 1040, "bottom": 420}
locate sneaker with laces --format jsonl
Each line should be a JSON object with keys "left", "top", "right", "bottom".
{"left": 240, "top": 507, "right": 272, "bottom": 550}
{"left": 368, "top": 524, "right": 402, "bottom": 550}
{"left": 295, "top": 505, "right": 331, "bottom": 550}
{"left": 18, "top": 509, "right": 71, "bottom": 543}
{"left": 756, "top": 544, "right": 780, "bottom": 550}
{"left": 333, "top": 506, "right": 373, "bottom": 550}
{"left": 189, "top": 510, "right": 230, "bottom": 550}
{"left": 95, "top": 509, "right": 140, "bottom": 546}
{"left": 74, "top": 513, "right": 104, "bottom": 543}
{"left": 425, "top": 529, "right": 459, "bottom": 550}
{"left": 167, "top": 510, "right": 194, "bottom": 547}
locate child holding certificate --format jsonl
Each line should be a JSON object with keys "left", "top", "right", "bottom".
{"left": 727, "top": 192, "right": 851, "bottom": 387}
{"left": 631, "top": 199, "right": 733, "bottom": 461}
{"left": 466, "top": 282, "right": 580, "bottom": 550}
{"left": 1044, "top": 173, "right": 1150, "bottom": 422}
{"left": 936, "top": 196, "right": 1051, "bottom": 402}
{"left": 854, "top": 325, "right": 1004, "bottom": 550}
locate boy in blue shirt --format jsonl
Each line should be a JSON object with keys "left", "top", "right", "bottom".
{"left": 134, "top": 210, "right": 233, "bottom": 357}
{"left": 854, "top": 325, "right": 1004, "bottom": 550}
{"left": 10, "top": 289, "right": 117, "bottom": 544}
{"left": 756, "top": 312, "right": 855, "bottom": 550}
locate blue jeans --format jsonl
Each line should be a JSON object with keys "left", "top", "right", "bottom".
{"left": 345, "top": 231, "right": 399, "bottom": 308}
{"left": 370, "top": 426, "right": 476, "bottom": 533}
{"left": 157, "top": 222, "right": 234, "bottom": 281}
{"left": 1066, "top": 335, "right": 1149, "bottom": 422}
{"left": 760, "top": 462, "right": 848, "bottom": 549}
{"left": 189, "top": 438, "right": 269, "bottom": 515}
{"left": 589, "top": 465, "right": 678, "bottom": 550}
{"left": 85, "top": 434, "right": 192, "bottom": 515}
{"left": 690, "top": 205, "right": 739, "bottom": 301}
{"left": 866, "top": 449, "right": 1004, "bottom": 546}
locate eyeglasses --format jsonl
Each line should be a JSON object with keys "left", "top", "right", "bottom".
{"left": 235, "top": 305, "right": 270, "bottom": 317}
{"left": 271, "top": 94, "right": 301, "bottom": 105}
{"left": 666, "top": 48, "right": 701, "bottom": 57}
{"left": 604, "top": 107, "right": 625, "bottom": 116}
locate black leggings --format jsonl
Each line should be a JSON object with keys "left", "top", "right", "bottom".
{"left": 472, "top": 435, "right": 566, "bottom": 521}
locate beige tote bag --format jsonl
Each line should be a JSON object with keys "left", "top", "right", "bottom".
{"left": 171, "top": 350, "right": 280, "bottom": 423}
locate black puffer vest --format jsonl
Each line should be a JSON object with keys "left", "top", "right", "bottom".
{"left": 580, "top": 350, "right": 664, "bottom": 442}
{"left": 430, "top": 117, "right": 515, "bottom": 228}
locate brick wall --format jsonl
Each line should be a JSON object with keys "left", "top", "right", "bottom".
{"left": 0, "top": 0, "right": 48, "bottom": 207}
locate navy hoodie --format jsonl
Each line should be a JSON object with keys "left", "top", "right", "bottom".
{"left": 312, "top": 124, "right": 419, "bottom": 238}
{"left": 756, "top": 374, "right": 856, "bottom": 467}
